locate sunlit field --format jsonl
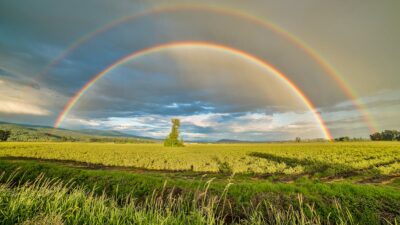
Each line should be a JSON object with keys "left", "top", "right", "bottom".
{"left": 1, "top": 142, "right": 399, "bottom": 176}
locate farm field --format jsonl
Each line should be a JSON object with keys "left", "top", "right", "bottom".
{"left": 1, "top": 142, "right": 400, "bottom": 177}
{"left": 0, "top": 142, "right": 399, "bottom": 224}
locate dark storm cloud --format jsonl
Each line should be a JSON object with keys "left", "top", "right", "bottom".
{"left": 250, "top": 0, "right": 400, "bottom": 94}
{"left": 1, "top": 1, "right": 349, "bottom": 106}
{"left": 0, "top": 68, "right": 40, "bottom": 90}
{"left": 65, "top": 50, "right": 309, "bottom": 122}
{"left": 0, "top": 0, "right": 399, "bottom": 139}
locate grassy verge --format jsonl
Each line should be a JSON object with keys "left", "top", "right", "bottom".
{"left": 0, "top": 158, "right": 399, "bottom": 224}
{"left": 0, "top": 173, "right": 360, "bottom": 225}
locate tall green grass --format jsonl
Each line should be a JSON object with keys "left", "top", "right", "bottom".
{"left": 1, "top": 172, "right": 396, "bottom": 225}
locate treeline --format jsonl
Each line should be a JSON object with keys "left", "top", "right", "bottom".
{"left": 333, "top": 130, "right": 400, "bottom": 142}
{"left": 333, "top": 136, "right": 367, "bottom": 142}
{"left": 370, "top": 130, "right": 400, "bottom": 141}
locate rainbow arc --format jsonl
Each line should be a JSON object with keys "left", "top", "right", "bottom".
{"left": 53, "top": 42, "right": 333, "bottom": 140}
{"left": 45, "top": 4, "right": 376, "bottom": 135}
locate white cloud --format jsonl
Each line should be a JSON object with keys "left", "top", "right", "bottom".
{"left": 61, "top": 110, "right": 324, "bottom": 141}
{"left": 0, "top": 100, "right": 49, "bottom": 115}
{"left": 321, "top": 89, "right": 400, "bottom": 136}
{"left": 333, "top": 89, "right": 400, "bottom": 109}
{"left": 0, "top": 77, "right": 64, "bottom": 116}
{"left": 180, "top": 113, "right": 228, "bottom": 127}
{"left": 227, "top": 113, "right": 274, "bottom": 133}
{"left": 64, "top": 118, "right": 101, "bottom": 127}
{"left": 165, "top": 102, "right": 193, "bottom": 109}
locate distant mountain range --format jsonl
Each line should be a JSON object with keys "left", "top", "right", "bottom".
{"left": 0, "top": 121, "right": 157, "bottom": 142}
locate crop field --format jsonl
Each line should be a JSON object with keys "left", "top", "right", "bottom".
{"left": 0, "top": 142, "right": 400, "bottom": 224}
{"left": 1, "top": 142, "right": 399, "bottom": 176}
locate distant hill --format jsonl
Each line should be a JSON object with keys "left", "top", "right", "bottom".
{"left": 0, "top": 121, "right": 157, "bottom": 143}
{"left": 78, "top": 129, "right": 157, "bottom": 140}
{"left": 215, "top": 139, "right": 253, "bottom": 143}
{"left": 214, "top": 138, "right": 279, "bottom": 143}
{"left": 215, "top": 138, "right": 333, "bottom": 143}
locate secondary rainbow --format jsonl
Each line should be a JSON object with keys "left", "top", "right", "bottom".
{"left": 54, "top": 41, "right": 333, "bottom": 140}
{"left": 39, "top": 4, "right": 377, "bottom": 133}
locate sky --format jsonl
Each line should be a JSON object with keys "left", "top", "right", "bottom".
{"left": 1, "top": 0, "right": 399, "bottom": 141}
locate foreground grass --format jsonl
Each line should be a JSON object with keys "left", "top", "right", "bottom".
{"left": 0, "top": 171, "right": 387, "bottom": 225}
{"left": 0, "top": 159, "right": 399, "bottom": 224}
{"left": 0, "top": 142, "right": 399, "bottom": 224}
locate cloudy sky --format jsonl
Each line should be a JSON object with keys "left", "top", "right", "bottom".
{"left": 1, "top": 0, "right": 399, "bottom": 141}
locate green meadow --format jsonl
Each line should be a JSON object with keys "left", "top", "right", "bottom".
{"left": 0, "top": 142, "right": 399, "bottom": 224}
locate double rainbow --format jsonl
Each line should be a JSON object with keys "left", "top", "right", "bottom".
{"left": 48, "top": 4, "right": 377, "bottom": 138}
{"left": 54, "top": 42, "right": 333, "bottom": 140}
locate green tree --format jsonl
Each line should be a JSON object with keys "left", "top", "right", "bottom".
{"left": 0, "top": 130, "right": 10, "bottom": 141}
{"left": 335, "top": 136, "right": 350, "bottom": 142}
{"left": 370, "top": 132, "right": 382, "bottom": 141}
{"left": 381, "top": 130, "right": 398, "bottom": 141}
{"left": 164, "top": 119, "right": 184, "bottom": 147}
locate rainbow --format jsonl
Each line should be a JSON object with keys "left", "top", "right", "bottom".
{"left": 54, "top": 41, "right": 333, "bottom": 140}
{"left": 40, "top": 4, "right": 376, "bottom": 133}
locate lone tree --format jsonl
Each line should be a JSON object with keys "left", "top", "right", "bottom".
{"left": 164, "top": 118, "right": 184, "bottom": 147}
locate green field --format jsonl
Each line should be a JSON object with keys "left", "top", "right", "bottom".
{"left": 0, "top": 142, "right": 399, "bottom": 224}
